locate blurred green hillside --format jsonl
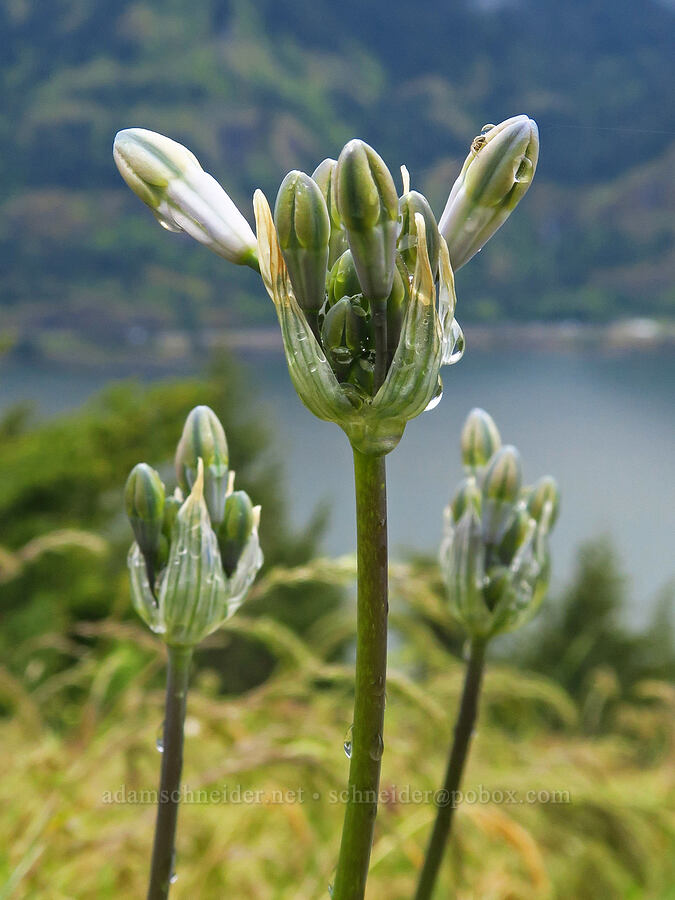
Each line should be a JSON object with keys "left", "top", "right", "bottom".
{"left": 1, "top": 0, "right": 674, "bottom": 361}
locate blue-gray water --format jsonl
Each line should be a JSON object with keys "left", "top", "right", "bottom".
{"left": 1, "top": 348, "right": 674, "bottom": 626}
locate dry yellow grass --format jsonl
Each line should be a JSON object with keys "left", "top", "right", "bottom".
{"left": 1, "top": 563, "right": 674, "bottom": 899}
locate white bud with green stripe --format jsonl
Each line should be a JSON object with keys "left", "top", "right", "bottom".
{"left": 439, "top": 115, "right": 539, "bottom": 270}
{"left": 175, "top": 405, "right": 229, "bottom": 526}
{"left": 113, "top": 128, "right": 258, "bottom": 268}
{"left": 461, "top": 408, "right": 501, "bottom": 472}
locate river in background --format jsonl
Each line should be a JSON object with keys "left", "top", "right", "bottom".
{"left": 1, "top": 346, "right": 674, "bottom": 627}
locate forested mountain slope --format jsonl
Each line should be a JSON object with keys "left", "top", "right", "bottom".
{"left": 1, "top": 0, "right": 673, "bottom": 346}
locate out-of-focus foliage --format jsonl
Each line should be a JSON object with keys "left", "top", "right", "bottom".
{"left": 0, "top": 555, "right": 673, "bottom": 898}
{"left": 402, "top": 539, "right": 675, "bottom": 731}
{"left": 0, "top": 360, "right": 672, "bottom": 894}
{"left": 516, "top": 538, "right": 675, "bottom": 733}
{"left": 1, "top": 0, "right": 674, "bottom": 366}
{"left": 0, "top": 356, "right": 340, "bottom": 691}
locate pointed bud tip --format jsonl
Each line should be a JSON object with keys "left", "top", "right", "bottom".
{"left": 125, "top": 463, "right": 165, "bottom": 521}
{"left": 483, "top": 444, "right": 522, "bottom": 502}
{"left": 336, "top": 138, "right": 399, "bottom": 300}
{"left": 193, "top": 457, "right": 205, "bottom": 500}
{"left": 461, "top": 408, "right": 502, "bottom": 469}
{"left": 273, "top": 170, "right": 330, "bottom": 313}
{"left": 527, "top": 475, "right": 560, "bottom": 530}
{"left": 113, "top": 128, "right": 199, "bottom": 189}
{"left": 175, "top": 406, "right": 229, "bottom": 522}
{"left": 439, "top": 114, "right": 539, "bottom": 269}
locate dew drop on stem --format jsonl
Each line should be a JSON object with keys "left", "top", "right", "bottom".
{"left": 343, "top": 723, "right": 353, "bottom": 759}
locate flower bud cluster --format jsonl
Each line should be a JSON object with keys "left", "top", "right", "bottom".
{"left": 114, "top": 118, "right": 539, "bottom": 455}
{"left": 255, "top": 138, "right": 470, "bottom": 454}
{"left": 125, "top": 406, "right": 262, "bottom": 647}
{"left": 440, "top": 408, "right": 559, "bottom": 639}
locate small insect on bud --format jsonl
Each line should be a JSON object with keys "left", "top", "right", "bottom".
{"left": 175, "top": 406, "right": 229, "bottom": 526}
{"left": 125, "top": 463, "right": 165, "bottom": 586}
{"left": 461, "top": 408, "right": 502, "bottom": 471}
{"left": 526, "top": 476, "right": 560, "bottom": 532}
{"left": 218, "top": 491, "right": 255, "bottom": 577}
{"left": 312, "top": 158, "right": 349, "bottom": 266}
{"left": 274, "top": 170, "right": 331, "bottom": 318}
{"left": 398, "top": 190, "right": 440, "bottom": 276}
{"left": 439, "top": 115, "right": 539, "bottom": 270}
{"left": 336, "top": 139, "right": 399, "bottom": 302}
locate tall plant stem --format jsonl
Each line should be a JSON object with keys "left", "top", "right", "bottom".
{"left": 332, "top": 450, "right": 389, "bottom": 900}
{"left": 147, "top": 645, "right": 193, "bottom": 900}
{"left": 414, "top": 637, "right": 487, "bottom": 900}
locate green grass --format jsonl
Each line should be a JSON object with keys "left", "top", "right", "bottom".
{"left": 1, "top": 559, "right": 674, "bottom": 899}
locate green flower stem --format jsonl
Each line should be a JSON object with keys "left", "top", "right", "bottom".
{"left": 414, "top": 637, "right": 487, "bottom": 900}
{"left": 147, "top": 646, "right": 193, "bottom": 900}
{"left": 332, "top": 450, "right": 389, "bottom": 900}
{"left": 371, "top": 299, "right": 388, "bottom": 391}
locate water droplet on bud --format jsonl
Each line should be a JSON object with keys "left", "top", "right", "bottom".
{"left": 515, "top": 157, "right": 534, "bottom": 184}
{"left": 343, "top": 724, "right": 353, "bottom": 759}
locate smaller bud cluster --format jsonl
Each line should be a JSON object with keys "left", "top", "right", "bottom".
{"left": 440, "top": 408, "right": 559, "bottom": 639}
{"left": 125, "top": 405, "right": 262, "bottom": 647}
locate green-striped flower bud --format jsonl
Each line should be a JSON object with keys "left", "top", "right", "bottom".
{"left": 175, "top": 406, "right": 229, "bottom": 526}
{"left": 149, "top": 460, "right": 227, "bottom": 646}
{"left": 127, "top": 460, "right": 263, "bottom": 645}
{"left": 481, "top": 445, "right": 522, "bottom": 545}
{"left": 439, "top": 116, "right": 539, "bottom": 270}
{"left": 440, "top": 414, "right": 560, "bottom": 640}
{"left": 312, "top": 158, "right": 349, "bottom": 266}
{"left": 254, "top": 189, "right": 444, "bottom": 455}
{"left": 442, "top": 506, "right": 488, "bottom": 635}
{"left": 321, "top": 296, "right": 371, "bottom": 374}
{"left": 327, "top": 249, "right": 363, "bottom": 307}
{"left": 526, "top": 476, "right": 560, "bottom": 532}
{"left": 218, "top": 490, "right": 255, "bottom": 577}
{"left": 398, "top": 190, "right": 440, "bottom": 276}
{"left": 482, "top": 445, "right": 522, "bottom": 504}
{"left": 336, "top": 139, "right": 399, "bottom": 302}
{"left": 461, "top": 408, "right": 502, "bottom": 471}
{"left": 113, "top": 128, "right": 258, "bottom": 268}
{"left": 125, "top": 463, "right": 165, "bottom": 585}
{"left": 274, "top": 170, "right": 330, "bottom": 318}
{"left": 450, "top": 476, "right": 482, "bottom": 522}
{"left": 498, "top": 505, "right": 535, "bottom": 565}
